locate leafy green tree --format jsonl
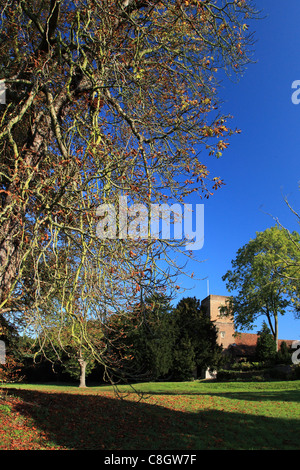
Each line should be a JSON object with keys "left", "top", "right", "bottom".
{"left": 29, "top": 316, "right": 105, "bottom": 387}
{"left": 171, "top": 297, "right": 223, "bottom": 380}
{"left": 54, "top": 319, "right": 105, "bottom": 387}
{"left": 256, "top": 322, "right": 276, "bottom": 362}
{"left": 222, "top": 225, "right": 300, "bottom": 349}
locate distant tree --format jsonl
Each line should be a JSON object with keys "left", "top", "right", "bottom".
{"left": 256, "top": 322, "right": 276, "bottom": 362}
{"left": 57, "top": 320, "right": 105, "bottom": 388}
{"left": 32, "top": 315, "right": 105, "bottom": 388}
{"left": 171, "top": 297, "right": 223, "bottom": 379}
{"left": 172, "top": 336, "right": 196, "bottom": 381}
{"left": 222, "top": 225, "right": 300, "bottom": 349}
{"left": 276, "top": 341, "right": 292, "bottom": 365}
{"left": 130, "top": 294, "right": 175, "bottom": 380}
{"left": 107, "top": 293, "right": 175, "bottom": 381}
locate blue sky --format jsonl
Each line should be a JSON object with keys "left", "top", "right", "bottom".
{"left": 175, "top": 0, "right": 300, "bottom": 341}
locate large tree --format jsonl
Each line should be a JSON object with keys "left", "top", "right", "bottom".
{"left": 125, "top": 293, "right": 176, "bottom": 380}
{"left": 222, "top": 225, "right": 300, "bottom": 349}
{"left": 0, "top": 0, "right": 259, "bottom": 377}
{"left": 171, "top": 296, "right": 223, "bottom": 379}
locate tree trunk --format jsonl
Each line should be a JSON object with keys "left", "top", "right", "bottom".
{"left": 266, "top": 307, "right": 279, "bottom": 351}
{"left": 78, "top": 355, "right": 87, "bottom": 388}
{"left": 0, "top": 99, "right": 50, "bottom": 313}
{"left": 274, "top": 312, "right": 279, "bottom": 351}
{"left": 0, "top": 218, "right": 22, "bottom": 309}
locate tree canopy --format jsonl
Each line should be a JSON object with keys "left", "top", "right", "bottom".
{"left": 0, "top": 0, "right": 259, "bottom": 379}
{"left": 222, "top": 225, "right": 300, "bottom": 348}
{"left": 171, "top": 296, "right": 223, "bottom": 379}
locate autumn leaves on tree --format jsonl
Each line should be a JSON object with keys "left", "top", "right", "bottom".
{"left": 0, "top": 0, "right": 258, "bottom": 382}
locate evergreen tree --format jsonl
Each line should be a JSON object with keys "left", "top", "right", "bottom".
{"left": 172, "top": 337, "right": 196, "bottom": 381}
{"left": 127, "top": 294, "right": 176, "bottom": 380}
{"left": 256, "top": 322, "right": 277, "bottom": 362}
{"left": 276, "top": 341, "right": 292, "bottom": 365}
{"left": 171, "top": 297, "right": 223, "bottom": 380}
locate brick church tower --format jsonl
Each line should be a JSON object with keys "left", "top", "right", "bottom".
{"left": 201, "top": 295, "right": 235, "bottom": 349}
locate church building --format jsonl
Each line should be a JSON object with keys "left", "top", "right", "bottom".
{"left": 201, "top": 294, "right": 295, "bottom": 360}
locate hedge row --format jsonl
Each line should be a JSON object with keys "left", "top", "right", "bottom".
{"left": 217, "top": 364, "right": 300, "bottom": 381}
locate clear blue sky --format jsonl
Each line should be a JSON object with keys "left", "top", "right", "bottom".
{"left": 175, "top": 0, "right": 300, "bottom": 341}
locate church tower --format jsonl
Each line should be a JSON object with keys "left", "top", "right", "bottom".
{"left": 201, "top": 295, "right": 235, "bottom": 349}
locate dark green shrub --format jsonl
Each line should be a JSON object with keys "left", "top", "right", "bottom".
{"left": 256, "top": 323, "right": 276, "bottom": 362}
{"left": 276, "top": 341, "right": 293, "bottom": 365}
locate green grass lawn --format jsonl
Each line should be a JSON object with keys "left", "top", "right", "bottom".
{"left": 1, "top": 380, "right": 300, "bottom": 450}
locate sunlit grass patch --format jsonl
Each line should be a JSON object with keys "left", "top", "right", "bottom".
{"left": 1, "top": 380, "right": 299, "bottom": 450}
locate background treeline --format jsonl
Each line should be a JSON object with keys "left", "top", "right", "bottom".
{"left": 1, "top": 295, "right": 298, "bottom": 385}
{"left": 1, "top": 296, "right": 224, "bottom": 384}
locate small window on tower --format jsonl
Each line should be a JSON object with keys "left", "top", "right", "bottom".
{"left": 220, "top": 331, "right": 225, "bottom": 338}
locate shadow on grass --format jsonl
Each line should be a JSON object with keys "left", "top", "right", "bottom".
{"left": 202, "top": 389, "right": 300, "bottom": 403}
{"left": 132, "top": 382, "right": 300, "bottom": 404}
{"left": 4, "top": 388, "right": 300, "bottom": 450}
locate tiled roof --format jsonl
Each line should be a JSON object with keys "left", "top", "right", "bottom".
{"left": 230, "top": 333, "right": 257, "bottom": 356}
{"left": 229, "top": 333, "right": 295, "bottom": 357}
